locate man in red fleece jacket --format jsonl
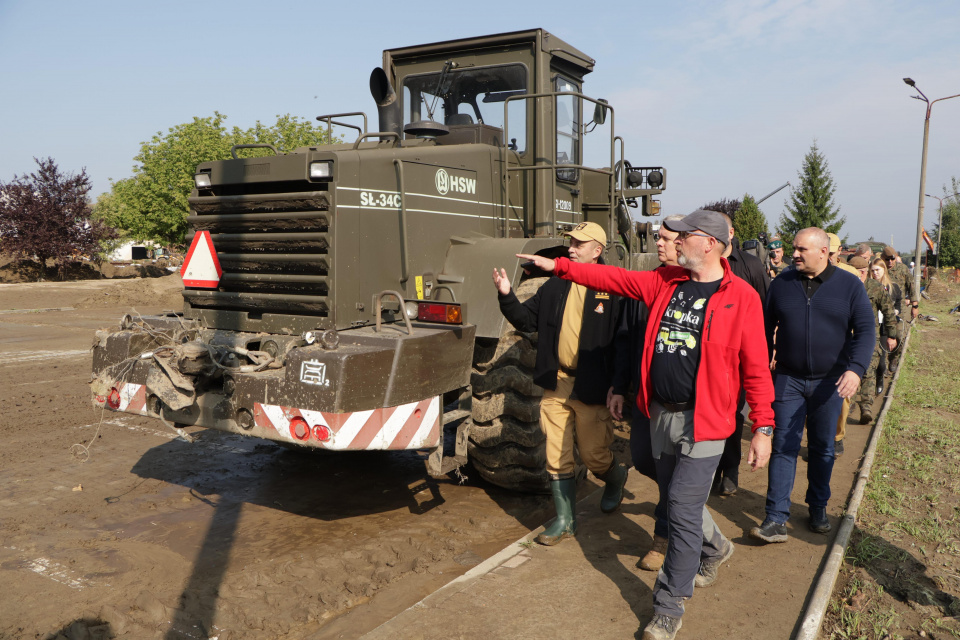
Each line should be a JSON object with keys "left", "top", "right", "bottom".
{"left": 518, "top": 209, "right": 774, "bottom": 640}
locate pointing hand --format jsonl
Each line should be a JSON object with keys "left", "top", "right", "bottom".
{"left": 516, "top": 254, "right": 557, "bottom": 273}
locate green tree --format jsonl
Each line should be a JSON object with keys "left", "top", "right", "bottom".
{"left": 776, "top": 141, "right": 845, "bottom": 245}
{"left": 94, "top": 113, "right": 336, "bottom": 245}
{"left": 932, "top": 177, "right": 960, "bottom": 268}
{"left": 732, "top": 194, "right": 769, "bottom": 242}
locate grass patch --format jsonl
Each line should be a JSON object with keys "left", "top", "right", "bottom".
{"left": 824, "top": 292, "right": 960, "bottom": 639}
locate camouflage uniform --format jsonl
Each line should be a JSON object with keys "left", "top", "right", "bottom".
{"left": 858, "top": 278, "right": 898, "bottom": 413}
{"left": 887, "top": 261, "right": 915, "bottom": 306}
{"left": 886, "top": 261, "right": 913, "bottom": 372}
{"left": 767, "top": 260, "right": 786, "bottom": 279}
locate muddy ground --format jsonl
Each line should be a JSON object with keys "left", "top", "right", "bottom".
{"left": 0, "top": 277, "right": 564, "bottom": 639}
{"left": 0, "top": 276, "right": 883, "bottom": 639}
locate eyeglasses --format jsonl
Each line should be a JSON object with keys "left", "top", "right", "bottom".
{"left": 679, "top": 231, "right": 713, "bottom": 241}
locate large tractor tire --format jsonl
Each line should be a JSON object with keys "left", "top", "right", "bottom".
{"left": 468, "top": 277, "right": 582, "bottom": 493}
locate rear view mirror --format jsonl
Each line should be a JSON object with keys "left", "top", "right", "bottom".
{"left": 593, "top": 99, "right": 609, "bottom": 125}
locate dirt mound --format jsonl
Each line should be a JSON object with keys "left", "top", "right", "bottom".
{"left": 923, "top": 268, "right": 959, "bottom": 304}
{"left": 0, "top": 254, "right": 180, "bottom": 284}
{"left": 76, "top": 273, "right": 185, "bottom": 310}
{"left": 0, "top": 256, "right": 104, "bottom": 283}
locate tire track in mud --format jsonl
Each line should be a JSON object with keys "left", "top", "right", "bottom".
{"left": 0, "top": 349, "right": 89, "bottom": 365}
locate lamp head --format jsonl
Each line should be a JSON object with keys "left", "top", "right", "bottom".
{"left": 903, "top": 77, "right": 916, "bottom": 87}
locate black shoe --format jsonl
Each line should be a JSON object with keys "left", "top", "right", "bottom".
{"left": 834, "top": 439, "right": 844, "bottom": 456}
{"left": 809, "top": 506, "right": 831, "bottom": 534}
{"left": 750, "top": 519, "right": 788, "bottom": 543}
{"left": 718, "top": 476, "right": 738, "bottom": 496}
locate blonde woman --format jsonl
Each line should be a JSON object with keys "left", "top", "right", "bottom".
{"left": 870, "top": 258, "right": 901, "bottom": 314}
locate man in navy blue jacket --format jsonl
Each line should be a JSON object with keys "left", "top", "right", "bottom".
{"left": 752, "top": 228, "right": 875, "bottom": 543}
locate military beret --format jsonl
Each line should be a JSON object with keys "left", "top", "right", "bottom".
{"left": 881, "top": 246, "right": 897, "bottom": 259}
{"left": 848, "top": 256, "right": 869, "bottom": 269}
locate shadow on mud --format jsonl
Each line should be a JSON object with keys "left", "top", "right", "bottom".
{"left": 130, "top": 426, "right": 543, "bottom": 522}
{"left": 128, "top": 425, "right": 549, "bottom": 639}
{"left": 848, "top": 528, "right": 960, "bottom": 617}
{"left": 41, "top": 617, "right": 113, "bottom": 640}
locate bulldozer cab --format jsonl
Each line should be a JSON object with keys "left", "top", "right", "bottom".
{"left": 382, "top": 29, "right": 663, "bottom": 257}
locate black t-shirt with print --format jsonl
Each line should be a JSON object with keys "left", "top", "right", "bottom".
{"left": 650, "top": 278, "right": 722, "bottom": 404}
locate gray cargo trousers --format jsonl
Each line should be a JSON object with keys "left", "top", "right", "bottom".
{"left": 649, "top": 403, "right": 729, "bottom": 618}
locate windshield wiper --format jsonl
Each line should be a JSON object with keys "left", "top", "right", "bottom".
{"left": 425, "top": 60, "right": 457, "bottom": 122}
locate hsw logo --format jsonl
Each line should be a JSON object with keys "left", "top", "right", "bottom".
{"left": 435, "top": 168, "right": 477, "bottom": 196}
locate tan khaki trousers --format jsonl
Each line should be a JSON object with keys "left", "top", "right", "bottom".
{"left": 540, "top": 383, "right": 614, "bottom": 479}
{"left": 836, "top": 397, "right": 850, "bottom": 442}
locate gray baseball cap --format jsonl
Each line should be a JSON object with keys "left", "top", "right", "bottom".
{"left": 665, "top": 209, "right": 730, "bottom": 247}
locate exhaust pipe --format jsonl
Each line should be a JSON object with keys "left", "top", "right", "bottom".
{"left": 370, "top": 67, "right": 401, "bottom": 137}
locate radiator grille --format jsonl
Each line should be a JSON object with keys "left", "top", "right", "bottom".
{"left": 184, "top": 190, "right": 332, "bottom": 320}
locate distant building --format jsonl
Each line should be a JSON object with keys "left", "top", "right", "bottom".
{"left": 108, "top": 240, "right": 164, "bottom": 261}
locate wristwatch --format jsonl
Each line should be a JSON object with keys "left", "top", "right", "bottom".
{"left": 755, "top": 426, "right": 774, "bottom": 436}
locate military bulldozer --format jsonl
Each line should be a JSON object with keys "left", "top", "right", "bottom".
{"left": 91, "top": 29, "right": 666, "bottom": 493}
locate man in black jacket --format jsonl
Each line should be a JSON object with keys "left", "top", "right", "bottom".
{"left": 493, "top": 221, "right": 626, "bottom": 546}
{"left": 713, "top": 213, "right": 770, "bottom": 496}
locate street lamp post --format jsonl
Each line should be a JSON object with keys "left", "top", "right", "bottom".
{"left": 924, "top": 192, "right": 960, "bottom": 269}
{"left": 903, "top": 78, "right": 960, "bottom": 301}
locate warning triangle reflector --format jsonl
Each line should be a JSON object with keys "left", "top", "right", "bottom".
{"left": 180, "top": 230, "right": 223, "bottom": 288}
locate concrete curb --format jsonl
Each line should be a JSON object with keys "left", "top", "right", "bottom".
{"left": 795, "top": 326, "right": 912, "bottom": 639}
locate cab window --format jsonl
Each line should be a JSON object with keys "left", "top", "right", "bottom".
{"left": 555, "top": 75, "right": 580, "bottom": 182}
{"left": 401, "top": 63, "right": 528, "bottom": 153}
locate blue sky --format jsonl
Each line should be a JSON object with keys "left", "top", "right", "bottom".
{"left": 2, "top": 0, "right": 959, "bottom": 250}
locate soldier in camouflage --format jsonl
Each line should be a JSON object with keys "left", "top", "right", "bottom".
{"left": 881, "top": 246, "right": 917, "bottom": 321}
{"left": 881, "top": 246, "right": 914, "bottom": 375}
{"left": 766, "top": 238, "right": 786, "bottom": 278}
{"left": 848, "top": 256, "right": 898, "bottom": 424}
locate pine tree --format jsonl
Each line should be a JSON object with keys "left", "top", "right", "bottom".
{"left": 733, "top": 194, "right": 769, "bottom": 242}
{"left": 777, "top": 141, "right": 845, "bottom": 245}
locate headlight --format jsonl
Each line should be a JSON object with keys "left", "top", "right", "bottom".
{"left": 194, "top": 173, "right": 212, "bottom": 188}
{"left": 310, "top": 161, "right": 333, "bottom": 179}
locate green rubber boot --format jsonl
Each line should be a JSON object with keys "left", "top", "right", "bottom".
{"left": 535, "top": 478, "right": 578, "bottom": 546}
{"left": 598, "top": 461, "right": 629, "bottom": 513}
